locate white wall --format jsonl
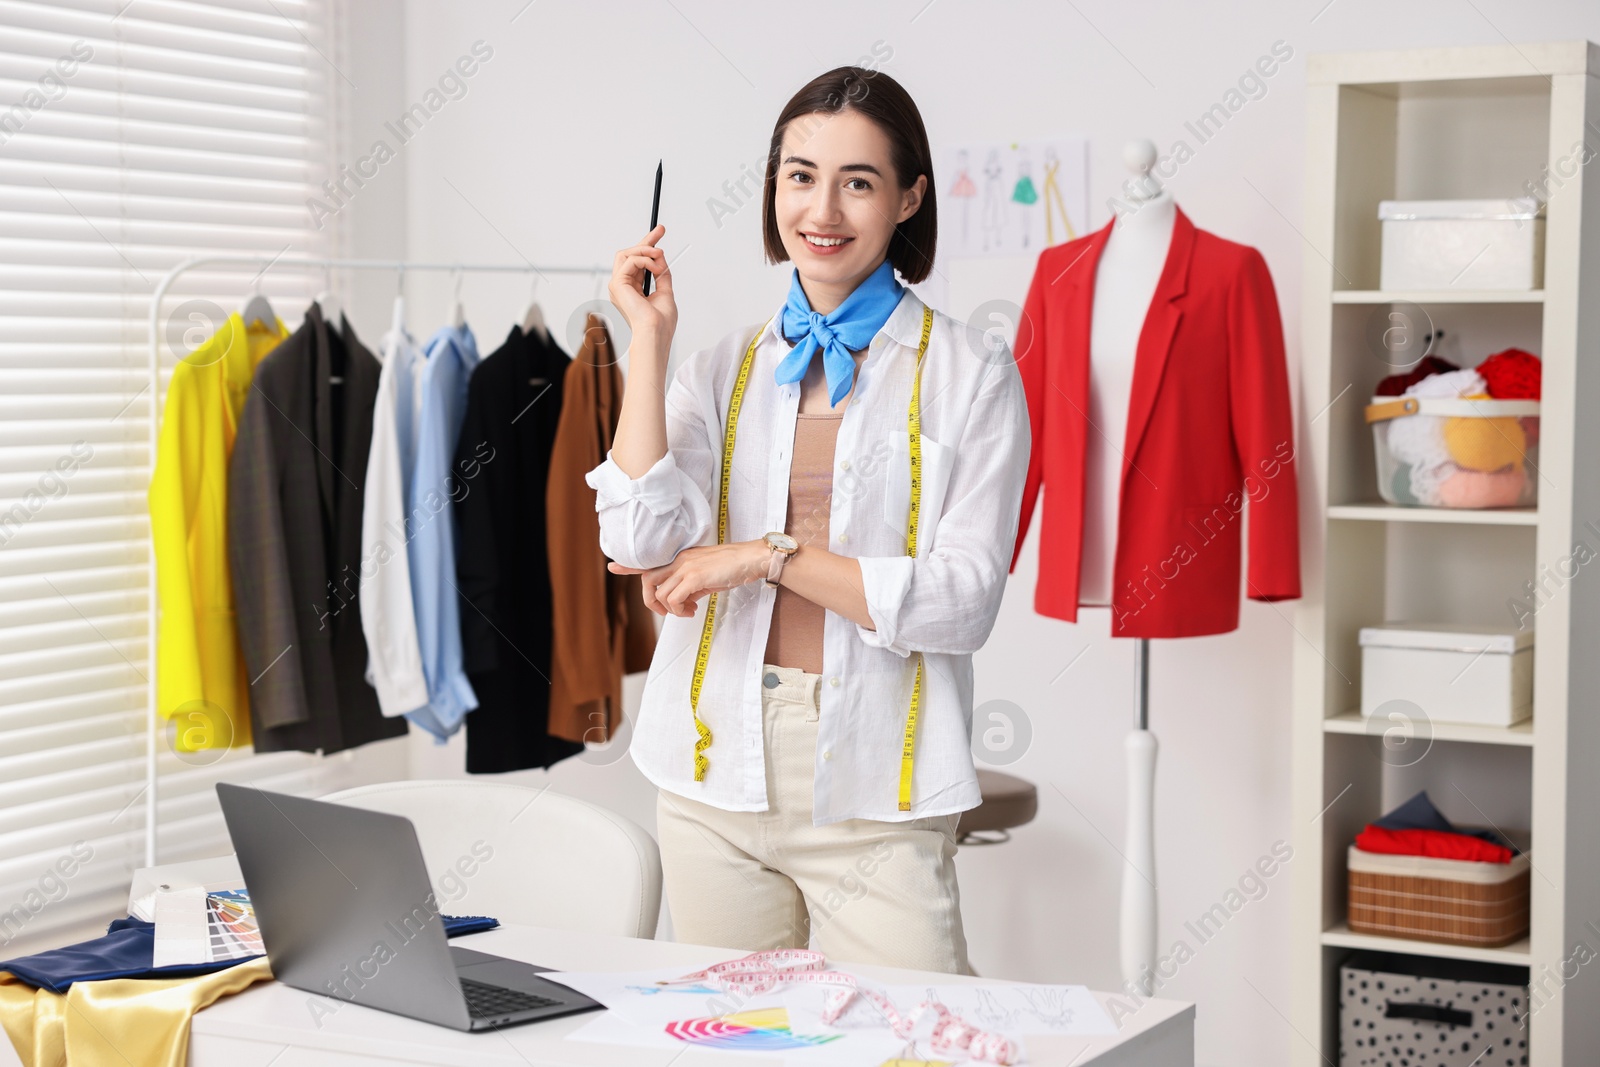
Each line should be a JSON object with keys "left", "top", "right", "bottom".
{"left": 328, "top": 4, "right": 1600, "bottom": 1064}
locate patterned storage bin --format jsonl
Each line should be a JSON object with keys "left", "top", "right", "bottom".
{"left": 1340, "top": 950, "right": 1528, "bottom": 1066}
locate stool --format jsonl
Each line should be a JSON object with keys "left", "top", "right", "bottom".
{"left": 956, "top": 769, "right": 1038, "bottom": 845}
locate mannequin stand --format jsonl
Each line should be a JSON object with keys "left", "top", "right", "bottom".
{"left": 1121, "top": 638, "right": 1158, "bottom": 996}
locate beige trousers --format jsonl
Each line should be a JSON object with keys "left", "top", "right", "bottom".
{"left": 654, "top": 662, "right": 972, "bottom": 975}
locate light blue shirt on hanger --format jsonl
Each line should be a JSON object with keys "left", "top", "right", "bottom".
{"left": 404, "top": 322, "right": 482, "bottom": 740}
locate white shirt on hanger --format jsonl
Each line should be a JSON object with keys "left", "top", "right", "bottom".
{"left": 359, "top": 318, "right": 430, "bottom": 716}
{"left": 583, "top": 287, "right": 1031, "bottom": 825}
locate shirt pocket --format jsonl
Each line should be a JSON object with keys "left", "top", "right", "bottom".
{"left": 882, "top": 429, "right": 957, "bottom": 552}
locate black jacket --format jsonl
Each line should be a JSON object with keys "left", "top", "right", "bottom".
{"left": 454, "top": 325, "right": 584, "bottom": 772}
{"left": 227, "top": 303, "right": 408, "bottom": 754}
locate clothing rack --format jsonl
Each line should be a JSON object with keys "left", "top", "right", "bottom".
{"left": 143, "top": 255, "right": 611, "bottom": 867}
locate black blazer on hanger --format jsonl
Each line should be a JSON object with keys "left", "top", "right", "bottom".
{"left": 227, "top": 302, "right": 408, "bottom": 755}
{"left": 454, "top": 324, "right": 584, "bottom": 773}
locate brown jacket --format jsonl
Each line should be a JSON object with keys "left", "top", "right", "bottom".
{"left": 546, "top": 314, "right": 657, "bottom": 743}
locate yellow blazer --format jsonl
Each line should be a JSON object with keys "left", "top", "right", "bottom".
{"left": 149, "top": 313, "right": 287, "bottom": 750}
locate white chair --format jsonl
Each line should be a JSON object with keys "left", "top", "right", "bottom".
{"left": 320, "top": 780, "right": 661, "bottom": 939}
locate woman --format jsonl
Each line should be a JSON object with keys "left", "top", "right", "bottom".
{"left": 585, "top": 66, "right": 1029, "bottom": 975}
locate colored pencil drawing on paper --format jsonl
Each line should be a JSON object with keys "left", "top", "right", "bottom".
{"left": 623, "top": 981, "right": 721, "bottom": 995}
{"left": 940, "top": 137, "right": 1088, "bottom": 259}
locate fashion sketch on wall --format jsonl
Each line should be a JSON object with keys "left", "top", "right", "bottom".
{"left": 940, "top": 137, "right": 1088, "bottom": 258}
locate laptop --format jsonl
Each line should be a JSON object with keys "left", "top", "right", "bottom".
{"left": 215, "top": 782, "right": 603, "bottom": 1031}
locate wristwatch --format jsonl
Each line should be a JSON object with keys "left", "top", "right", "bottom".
{"left": 762, "top": 531, "right": 799, "bottom": 587}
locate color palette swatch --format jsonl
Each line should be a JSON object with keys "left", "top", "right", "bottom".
{"left": 663, "top": 1006, "right": 842, "bottom": 1051}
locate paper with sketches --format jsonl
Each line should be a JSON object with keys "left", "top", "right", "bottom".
{"left": 940, "top": 137, "right": 1089, "bottom": 258}
{"left": 547, "top": 968, "right": 912, "bottom": 1065}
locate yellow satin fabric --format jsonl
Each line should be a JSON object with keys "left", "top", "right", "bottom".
{"left": 0, "top": 958, "right": 272, "bottom": 1067}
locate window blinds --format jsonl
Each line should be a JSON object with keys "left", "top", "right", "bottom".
{"left": 0, "top": 0, "right": 402, "bottom": 962}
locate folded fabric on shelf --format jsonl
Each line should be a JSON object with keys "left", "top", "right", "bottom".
{"left": 1354, "top": 825, "right": 1513, "bottom": 864}
{"left": 1352, "top": 789, "right": 1518, "bottom": 864}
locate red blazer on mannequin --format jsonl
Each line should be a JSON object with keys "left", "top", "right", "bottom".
{"left": 1009, "top": 207, "right": 1301, "bottom": 638}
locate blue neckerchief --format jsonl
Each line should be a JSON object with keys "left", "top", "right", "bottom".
{"left": 775, "top": 259, "right": 905, "bottom": 408}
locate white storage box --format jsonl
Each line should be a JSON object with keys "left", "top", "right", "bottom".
{"left": 1359, "top": 623, "right": 1532, "bottom": 726}
{"left": 1379, "top": 197, "right": 1544, "bottom": 291}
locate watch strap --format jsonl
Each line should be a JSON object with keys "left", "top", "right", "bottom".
{"left": 765, "top": 543, "right": 789, "bottom": 586}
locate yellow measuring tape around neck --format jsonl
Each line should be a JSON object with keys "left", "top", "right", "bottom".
{"left": 689, "top": 305, "right": 936, "bottom": 815}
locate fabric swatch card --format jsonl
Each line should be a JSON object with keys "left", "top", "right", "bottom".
{"left": 150, "top": 886, "right": 210, "bottom": 967}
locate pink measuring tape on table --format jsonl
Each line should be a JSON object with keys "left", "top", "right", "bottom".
{"left": 658, "top": 949, "right": 1020, "bottom": 1065}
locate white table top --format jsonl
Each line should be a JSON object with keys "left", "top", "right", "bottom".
{"left": 185, "top": 922, "right": 1194, "bottom": 1066}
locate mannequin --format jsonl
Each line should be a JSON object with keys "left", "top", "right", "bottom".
{"left": 1081, "top": 140, "right": 1176, "bottom": 605}
{"left": 1011, "top": 137, "right": 1301, "bottom": 997}
{"left": 1087, "top": 139, "right": 1172, "bottom": 999}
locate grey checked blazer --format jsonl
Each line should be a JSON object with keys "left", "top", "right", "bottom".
{"left": 227, "top": 302, "right": 408, "bottom": 754}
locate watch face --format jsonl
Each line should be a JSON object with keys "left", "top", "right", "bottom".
{"left": 767, "top": 532, "right": 799, "bottom": 552}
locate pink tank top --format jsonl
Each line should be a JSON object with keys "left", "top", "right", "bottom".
{"left": 763, "top": 412, "right": 843, "bottom": 674}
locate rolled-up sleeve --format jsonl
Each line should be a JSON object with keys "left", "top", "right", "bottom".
{"left": 855, "top": 354, "right": 1032, "bottom": 657}
{"left": 583, "top": 351, "right": 717, "bottom": 571}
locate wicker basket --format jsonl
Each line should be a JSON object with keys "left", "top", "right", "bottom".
{"left": 1346, "top": 844, "right": 1530, "bottom": 947}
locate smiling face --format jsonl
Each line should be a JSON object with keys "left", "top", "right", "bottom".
{"left": 772, "top": 108, "right": 927, "bottom": 314}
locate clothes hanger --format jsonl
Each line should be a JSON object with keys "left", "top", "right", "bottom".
{"left": 314, "top": 263, "right": 345, "bottom": 385}
{"left": 240, "top": 280, "right": 276, "bottom": 331}
{"left": 314, "top": 263, "right": 344, "bottom": 332}
{"left": 519, "top": 273, "right": 549, "bottom": 344}
{"left": 586, "top": 269, "right": 609, "bottom": 384}
{"left": 391, "top": 265, "right": 406, "bottom": 342}
{"left": 520, "top": 272, "right": 552, "bottom": 387}
{"left": 451, "top": 265, "right": 467, "bottom": 329}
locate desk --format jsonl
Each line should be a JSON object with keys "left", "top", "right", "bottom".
{"left": 182, "top": 923, "right": 1193, "bottom": 1066}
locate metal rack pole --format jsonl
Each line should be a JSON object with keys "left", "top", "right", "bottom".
{"left": 143, "top": 254, "right": 609, "bottom": 867}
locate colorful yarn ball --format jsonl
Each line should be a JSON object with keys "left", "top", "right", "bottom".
{"left": 1408, "top": 367, "right": 1485, "bottom": 399}
{"left": 1390, "top": 464, "right": 1420, "bottom": 505}
{"left": 1374, "top": 355, "right": 1460, "bottom": 397}
{"left": 1385, "top": 413, "right": 1450, "bottom": 469}
{"left": 1475, "top": 348, "right": 1541, "bottom": 399}
{"left": 1443, "top": 394, "right": 1527, "bottom": 472}
{"left": 1436, "top": 465, "right": 1528, "bottom": 508}
{"left": 1407, "top": 461, "right": 1458, "bottom": 507}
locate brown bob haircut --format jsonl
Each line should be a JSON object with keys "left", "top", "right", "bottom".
{"left": 760, "top": 66, "right": 937, "bottom": 284}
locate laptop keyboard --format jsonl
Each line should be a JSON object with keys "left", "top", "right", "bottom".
{"left": 460, "top": 976, "right": 561, "bottom": 1018}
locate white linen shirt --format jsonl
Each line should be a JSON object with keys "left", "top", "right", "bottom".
{"left": 583, "top": 288, "right": 1030, "bottom": 826}
{"left": 359, "top": 318, "right": 430, "bottom": 716}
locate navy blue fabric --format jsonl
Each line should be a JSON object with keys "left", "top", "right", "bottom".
{"left": 1374, "top": 790, "right": 1516, "bottom": 852}
{"left": 0, "top": 913, "right": 498, "bottom": 993}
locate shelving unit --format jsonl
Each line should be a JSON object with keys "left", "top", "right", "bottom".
{"left": 1331, "top": 289, "right": 1546, "bottom": 304}
{"left": 1292, "top": 42, "right": 1600, "bottom": 1065}
{"left": 1322, "top": 710, "right": 1535, "bottom": 747}
{"left": 1328, "top": 502, "right": 1539, "bottom": 525}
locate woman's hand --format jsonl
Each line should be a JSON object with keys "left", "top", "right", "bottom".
{"left": 608, "top": 540, "right": 768, "bottom": 617}
{"left": 608, "top": 224, "right": 677, "bottom": 357}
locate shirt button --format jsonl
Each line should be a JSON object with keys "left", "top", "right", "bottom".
{"left": 839, "top": 459, "right": 851, "bottom": 471}
{"left": 829, "top": 677, "right": 840, "bottom": 687}
{"left": 822, "top": 750, "right": 833, "bottom": 760}
{"left": 837, "top": 533, "right": 848, "bottom": 544}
